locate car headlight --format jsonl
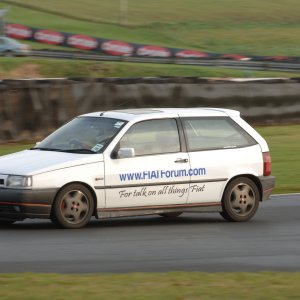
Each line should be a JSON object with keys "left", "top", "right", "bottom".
{"left": 6, "top": 175, "right": 32, "bottom": 188}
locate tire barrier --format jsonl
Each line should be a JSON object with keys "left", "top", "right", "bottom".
{"left": 5, "top": 23, "right": 210, "bottom": 59}
{"left": 6, "top": 23, "right": 300, "bottom": 63}
{"left": 0, "top": 77, "right": 300, "bottom": 143}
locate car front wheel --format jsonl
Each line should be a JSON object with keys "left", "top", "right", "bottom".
{"left": 51, "top": 184, "right": 94, "bottom": 229}
{"left": 220, "top": 177, "right": 260, "bottom": 222}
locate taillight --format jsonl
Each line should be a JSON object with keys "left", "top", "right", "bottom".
{"left": 263, "top": 152, "right": 271, "bottom": 176}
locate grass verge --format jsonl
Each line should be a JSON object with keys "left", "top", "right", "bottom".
{"left": 0, "top": 272, "right": 300, "bottom": 300}
{"left": 1, "top": 125, "right": 299, "bottom": 194}
{"left": 0, "top": 143, "right": 34, "bottom": 156}
{"left": 0, "top": 57, "right": 300, "bottom": 79}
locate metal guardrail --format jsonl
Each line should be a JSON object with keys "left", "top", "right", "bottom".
{"left": 30, "top": 50, "right": 300, "bottom": 73}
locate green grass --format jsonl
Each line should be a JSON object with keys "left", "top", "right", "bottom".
{"left": 1, "top": 57, "right": 300, "bottom": 79}
{"left": 4, "top": 0, "right": 300, "bottom": 26}
{"left": 1, "top": 0, "right": 300, "bottom": 55}
{"left": 0, "top": 143, "right": 33, "bottom": 156}
{"left": 0, "top": 272, "right": 300, "bottom": 300}
{"left": 1, "top": 125, "right": 300, "bottom": 194}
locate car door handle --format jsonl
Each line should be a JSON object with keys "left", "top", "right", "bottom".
{"left": 175, "top": 158, "right": 189, "bottom": 163}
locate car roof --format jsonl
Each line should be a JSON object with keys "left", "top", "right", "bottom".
{"left": 81, "top": 108, "right": 240, "bottom": 122}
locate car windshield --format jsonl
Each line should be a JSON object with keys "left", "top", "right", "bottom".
{"left": 32, "top": 116, "right": 127, "bottom": 153}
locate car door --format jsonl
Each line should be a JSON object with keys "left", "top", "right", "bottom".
{"left": 181, "top": 117, "right": 260, "bottom": 204}
{"left": 104, "top": 118, "right": 190, "bottom": 208}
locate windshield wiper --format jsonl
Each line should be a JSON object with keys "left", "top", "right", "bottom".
{"left": 61, "top": 149, "right": 97, "bottom": 154}
{"left": 30, "top": 147, "right": 65, "bottom": 152}
{"left": 30, "top": 147, "right": 96, "bottom": 154}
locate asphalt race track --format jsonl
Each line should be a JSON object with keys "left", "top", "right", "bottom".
{"left": 0, "top": 194, "right": 299, "bottom": 273}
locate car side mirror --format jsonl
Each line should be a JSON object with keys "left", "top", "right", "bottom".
{"left": 117, "top": 147, "right": 135, "bottom": 159}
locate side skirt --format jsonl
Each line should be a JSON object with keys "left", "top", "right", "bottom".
{"left": 97, "top": 202, "right": 221, "bottom": 219}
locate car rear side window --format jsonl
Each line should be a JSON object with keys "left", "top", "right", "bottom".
{"left": 182, "top": 117, "right": 257, "bottom": 151}
{"left": 119, "top": 119, "right": 180, "bottom": 156}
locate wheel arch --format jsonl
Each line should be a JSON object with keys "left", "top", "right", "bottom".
{"left": 52, "top": 181, "right": 98, "bottom": 216}
{"left": 223, "top": 174, "right": 263, "bottom": 202}
{"left": 4, "top": 50, "right": 14, "bottom": 57}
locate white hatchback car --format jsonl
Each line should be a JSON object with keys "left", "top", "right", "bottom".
{"left": 0, "top": 108, "right": 275, "bottom": 228}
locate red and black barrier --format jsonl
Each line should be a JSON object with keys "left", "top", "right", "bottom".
{"left": 5, "top": 23, "right": 300, "bottom": 62}
{"left": 4, "top": 23, "right": 213, "bottom": 59}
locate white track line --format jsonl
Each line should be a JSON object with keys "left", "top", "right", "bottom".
{"left": 271, "top": 193, "right": 300, "bottom": 197}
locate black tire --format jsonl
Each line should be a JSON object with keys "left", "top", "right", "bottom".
{"left": 220, "top": 177, "right": 260, "bottom": 222}
{"left": 159, "top": 212, "right": 182, "bottom": 218}
{"left": 51, "top": 184, "right": 94, "bottom": 229}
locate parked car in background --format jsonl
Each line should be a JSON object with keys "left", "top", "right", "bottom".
{"left": 0, "top": 36, "right": 30, "bottom": 56}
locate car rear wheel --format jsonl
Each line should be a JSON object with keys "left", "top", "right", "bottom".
{"left": 51, "top": 184, "right": 94, "bottom": 229}
{"left": 220, "top": 177, "right": 260, "bottom": 222}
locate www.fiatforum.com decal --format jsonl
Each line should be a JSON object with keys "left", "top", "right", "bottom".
{"left": 119, "top": 167, "right": 206, "bottom": 182}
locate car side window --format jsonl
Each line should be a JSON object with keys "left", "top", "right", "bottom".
{"left": 182, "top": 117, "right": 257, "bottom": 151}
{"left": 119, "top": 119, "right": 180, "bottom": 156}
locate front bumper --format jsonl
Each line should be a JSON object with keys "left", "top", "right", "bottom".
{"left": 259, "top": 175, "right": 276, "bottom": 201}
{"left": 0, "top": 188, "right": 58, "bottom": 220}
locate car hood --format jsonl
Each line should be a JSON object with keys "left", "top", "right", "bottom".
{"left": 0, "top": 150, "right": 104, "bottom": 176}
